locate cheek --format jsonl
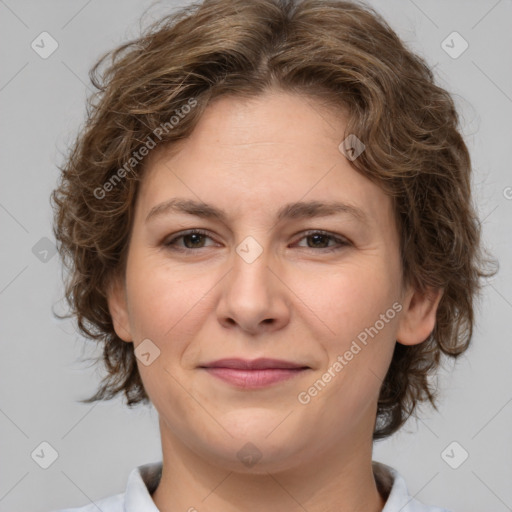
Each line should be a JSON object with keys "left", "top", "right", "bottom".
{"left": 313, "top": 261, "right": 399, "bottom": 340}
{"left": 309, "top": 261, "right": 400, "bottom": 400}
{"left": 124, "top": 253, "right": 214, "bottom": 343}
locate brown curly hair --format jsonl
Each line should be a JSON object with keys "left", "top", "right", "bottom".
{"left": 51, "top": 0, "right": 496, "bottom": 439}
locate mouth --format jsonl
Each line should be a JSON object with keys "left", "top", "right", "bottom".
{"left": 199, "top": 358, "right": 310, "bottom": 389}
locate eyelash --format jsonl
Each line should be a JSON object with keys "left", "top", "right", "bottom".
{"left": 163, "top": 229, "right": 350, "bottom": 253}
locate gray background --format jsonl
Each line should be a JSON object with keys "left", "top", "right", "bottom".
{"left": 0, "top": 1, "right": 511, "bottom": 511}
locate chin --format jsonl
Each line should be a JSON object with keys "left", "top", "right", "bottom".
{"left": 192, "top": 422, "right": 311, "bottom": 475}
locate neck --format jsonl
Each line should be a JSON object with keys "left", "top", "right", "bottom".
{"left": 151, "top": 420, "right": 386, "bottom": 512}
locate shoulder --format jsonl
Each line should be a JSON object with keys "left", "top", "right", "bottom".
{"left": 50, "top": 461, "right": 162, "bottom": 512}
{"left": 374, "top": 461, "right": 452, "bottom": 512}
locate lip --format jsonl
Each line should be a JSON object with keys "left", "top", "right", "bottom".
{"left": 201, "top": 358, "right": 308, "bottom": 370}
{"left": 199, "top": 358, "right": 310, "bottom": 389}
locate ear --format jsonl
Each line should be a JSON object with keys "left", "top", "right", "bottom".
{"left": 396, "top": 285, "right": 444, "bottom": 346}
{"left": 105, "top": 274, "right": 133, "bottom": 342}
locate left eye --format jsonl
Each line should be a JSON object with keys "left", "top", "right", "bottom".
{"left": 293, "top": 230, "right": 349, "bottom": 251}
{"left": 163, "top": 229, "right": 349, "bottom": 252}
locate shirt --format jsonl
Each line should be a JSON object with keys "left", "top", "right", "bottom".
{"left": 53, "top": 460, "right": 451, "bottom": 512}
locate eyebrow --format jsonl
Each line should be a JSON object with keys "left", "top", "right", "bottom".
{"left": 145, "top": 198, "right": 369, "bottom": 225}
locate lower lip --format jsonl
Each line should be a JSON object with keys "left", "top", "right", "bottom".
{"left": 203, "top": 368, "right": 307, "bottom": 388}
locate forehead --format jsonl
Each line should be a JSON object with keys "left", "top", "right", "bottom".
{"left": 137, "top": 91, "right": 393, "bottom": 229}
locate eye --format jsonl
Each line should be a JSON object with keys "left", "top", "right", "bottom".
{"left": 293, "top": 230, "right": 350, "bottom": 252}
{"left": 163, "top": 229, "right": 218, "bottom": 251}
{"left": 163, "top": 229, "right": 350, "bottom": 253}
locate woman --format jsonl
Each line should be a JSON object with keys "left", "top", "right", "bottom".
{"left": 51, "top": 0, "right": 494, "bottom": 510}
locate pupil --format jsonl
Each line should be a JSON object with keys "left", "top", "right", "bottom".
{"left": 310, "top": 234, "right": 327, "bottom": 248}
{"left": 185, "top": 233, "right": 204, "bottom": 248}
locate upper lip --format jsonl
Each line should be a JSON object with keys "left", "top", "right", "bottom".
{"left": 200, "top": 358, "right": 309, "bottom": 370}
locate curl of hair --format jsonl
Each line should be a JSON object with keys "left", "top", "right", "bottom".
{"left": 51, "top": 0, "right": 497, "bottom": 439}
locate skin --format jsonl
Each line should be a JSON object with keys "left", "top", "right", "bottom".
{"left": 107, "top": 89, "right": 443, "bottom": 512}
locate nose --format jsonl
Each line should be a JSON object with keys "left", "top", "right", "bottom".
{"left": 216, "top": 245, "right": 290, "bottom": 335}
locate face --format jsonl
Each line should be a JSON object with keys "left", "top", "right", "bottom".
{"left": 108, "top": 90, "right": 440, "bottom": 473}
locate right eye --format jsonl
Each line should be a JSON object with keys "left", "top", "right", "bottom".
{"left": 163, "top": 229, "right": 219, "bottom": 252}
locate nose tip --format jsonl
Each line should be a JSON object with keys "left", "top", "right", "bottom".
{"left": 221, "top": 310, "right": 279, "bottom": 334}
